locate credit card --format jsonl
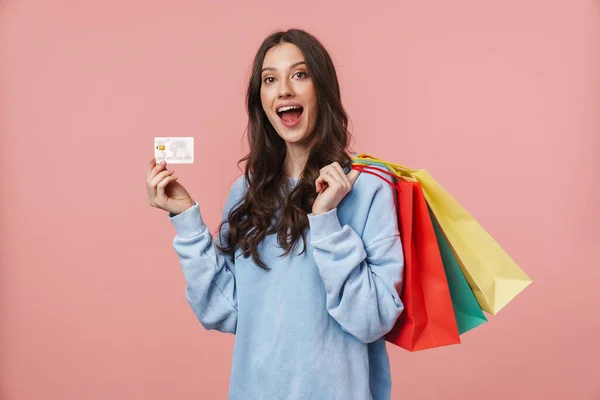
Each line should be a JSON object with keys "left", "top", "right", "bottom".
{"left": 154, "top": 137, "right": 194, "bottom": 164}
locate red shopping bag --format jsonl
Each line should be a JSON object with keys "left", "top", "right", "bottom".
{"left": 354, "top": 163, "right": 461, "bottom": 351}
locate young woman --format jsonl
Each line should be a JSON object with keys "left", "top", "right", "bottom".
{"left": 145, "top": 29, "right": 405, "bottom": 400}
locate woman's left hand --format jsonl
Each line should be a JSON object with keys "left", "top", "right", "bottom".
{"left": 312, "top": 162, "right": 361, "bottom": 216}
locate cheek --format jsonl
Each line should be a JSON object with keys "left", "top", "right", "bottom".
{"left": 307, "top": 95, "right": 318, "bottom": 121}
{"left": 260, "top": 91, "right": 271, "bottom": 114}
{"left": 304, "top": 86, "right": 318, "bottom": 115}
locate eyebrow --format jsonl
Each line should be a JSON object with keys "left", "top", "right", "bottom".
{"left": 261, "top": 61, "right": 307, "bottom": 74}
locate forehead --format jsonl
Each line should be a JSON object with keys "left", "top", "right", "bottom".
{"left": 262, "top": 42, "right": 305, "bottom": 70}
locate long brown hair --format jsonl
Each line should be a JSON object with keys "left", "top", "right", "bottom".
{"left": 217, "top": 28, "right": 355, "bottom": 270}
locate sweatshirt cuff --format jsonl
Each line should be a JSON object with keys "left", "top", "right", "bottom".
{"left": 308, "top": 208, "right": 343, "bottom": 241}
{"left": 168, "top": 201, "right": 207, "bottom": 238}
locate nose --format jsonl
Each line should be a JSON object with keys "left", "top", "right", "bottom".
{"left": 278, "top": 79, "right": 294, "bottom": 98}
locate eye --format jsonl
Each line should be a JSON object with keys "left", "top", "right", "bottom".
{"left": 294, "top": 71, "right": 308, "bottom": 79}
{"left": 263, "top": 77, "right": 275, "bottom": 84}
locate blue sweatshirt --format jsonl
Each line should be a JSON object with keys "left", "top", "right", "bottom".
{"left": 168, "top": 171, "right": 405, "bottom": 400}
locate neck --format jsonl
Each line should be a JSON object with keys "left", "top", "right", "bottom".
{"left": 283, "top": 143, "right": 311, "bottom": 179}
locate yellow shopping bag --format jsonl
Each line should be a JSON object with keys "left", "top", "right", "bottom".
{"left": 351, "top": 154, "right": 532, "bottom": 315}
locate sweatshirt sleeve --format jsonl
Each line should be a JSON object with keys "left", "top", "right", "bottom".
{"left": 307, "top": 180, "right": 404, "bottom": 343}
{"left": 168, "top": 179, "right": 244, "bottom": 334}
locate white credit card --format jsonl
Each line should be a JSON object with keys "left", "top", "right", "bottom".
{"left": 154, "top": 137, "right": 194, "bottom": 164}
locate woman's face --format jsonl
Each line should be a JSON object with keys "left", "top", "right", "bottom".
{"left": 260, "top": 42, "right": 318, "bottom": 147}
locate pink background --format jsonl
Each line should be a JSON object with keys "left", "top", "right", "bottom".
{"left": 1, "top": 0, "right": 599, "bottom": 399}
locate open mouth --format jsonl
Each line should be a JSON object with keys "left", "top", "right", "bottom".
{"left": 276, "top": 105, "right": 304, "bottom": 125}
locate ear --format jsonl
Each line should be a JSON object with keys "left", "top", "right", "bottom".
{"left": 347, "top": 169, "right": 361, "bottom": 186}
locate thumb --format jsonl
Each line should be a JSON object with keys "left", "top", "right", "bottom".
{"left": 347, "top": 169, "right": 361, "bottom": 186}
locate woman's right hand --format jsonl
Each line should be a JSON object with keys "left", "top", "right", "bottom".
{"left": 146, "top": 157, "right": 195, "bottom": 216}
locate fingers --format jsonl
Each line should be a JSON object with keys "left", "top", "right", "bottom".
{"left": 315, "top": 170, "right": 338, "bottom": 193}
{"left": 156, "top": 174, "right": 178, "bottom": 202}
{"left": 316, "top": 161, "right": 361, "bottom": 194}
{"left": 330, "top": 162, "right": 349, "bottom": 186}
{"left": 148, "top": 168, "right": 174, "bottom": 204}
{"left": 319, "top": 162, "right": 348, "bottom": 188}
{"left": 151, "top": 169, "right": 175, "bottom": 189}
{"left": 315, "top": 171, "right": 328, "bottom": 193}
{"left": 146, "top": 157, "right": 181, "bottom": 209}
{"left": 147, "top": 158, "right": 167, "bottom": 182}
{"left": 146, "top": 157, "right": 167, "bottom": 191}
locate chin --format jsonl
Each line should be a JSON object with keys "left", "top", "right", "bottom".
{"left": 280, "top": 128, "right": 312, "bottom": 144}
{"left": 269, "top": 112, "right": 315, "bottom": 145}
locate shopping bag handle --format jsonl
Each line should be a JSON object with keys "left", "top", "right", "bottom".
{"left": 351, "top": 153, "right": 414, "bottom": 176}
{"left": 352, "top": 164, "right": 405, "bottom": 190}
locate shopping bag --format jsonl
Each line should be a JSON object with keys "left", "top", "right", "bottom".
{"left": 353, "top": 163, "right": 461, "bottom": 351}
{"left": 351, "top": 154, "right": 532, "bottom": 315}
{"left": 353, "top": 160, "right": 486, "bottom": 337}
{"left": 429, "top": 206, "right": 487, "bottom": 334}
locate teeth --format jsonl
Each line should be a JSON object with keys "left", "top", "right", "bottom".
{"left": 277, "top": 105, "right": 302, "bottom": 113}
